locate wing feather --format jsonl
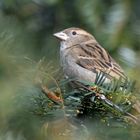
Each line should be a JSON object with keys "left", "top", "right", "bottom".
{"left": 72, "top": 42, "right": 127, "bottom": 80}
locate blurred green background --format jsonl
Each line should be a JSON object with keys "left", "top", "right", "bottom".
{"left": 0, "top": 0, "right": 140, "bottom": 140}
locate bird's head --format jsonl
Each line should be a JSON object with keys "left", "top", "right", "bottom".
{"left": 53, "top": 27, "right": 95, "bottom": 48}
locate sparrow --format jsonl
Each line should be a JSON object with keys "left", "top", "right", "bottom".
{"left": 53, "top": 27, "right": 127, "bottom": 84}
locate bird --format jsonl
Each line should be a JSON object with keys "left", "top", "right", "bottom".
{"left": 52, "top": 28, "right": 139, "bottom": 122}
{"left": 53, "top": 27, "right": 127, "bottom": 84}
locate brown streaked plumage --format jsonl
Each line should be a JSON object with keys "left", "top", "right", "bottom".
{"left": 53, "top": 27, "right": 127, "bottom": 83}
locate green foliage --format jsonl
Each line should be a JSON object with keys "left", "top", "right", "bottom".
{"left": 0, "top": 0, "right": 140, "bottom": 140}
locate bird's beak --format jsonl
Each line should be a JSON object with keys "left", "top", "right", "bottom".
{"left": 53, "top": 32, "right": 69, "bottom": 41}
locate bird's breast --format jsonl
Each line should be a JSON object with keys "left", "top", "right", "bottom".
{"left": 60, "top": 47, "right": 97, "bottom": 82}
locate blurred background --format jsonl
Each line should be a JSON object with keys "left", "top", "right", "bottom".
{"left": 0, "top": 0, "right": 140, "bottom": 140}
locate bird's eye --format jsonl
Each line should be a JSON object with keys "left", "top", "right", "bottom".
{"left": 72, "top": 31, "right": 77, "bottom": 35}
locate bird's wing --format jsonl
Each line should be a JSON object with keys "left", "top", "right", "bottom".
{"left": 72, "top": 41, "right": 127, "bottom": 80}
